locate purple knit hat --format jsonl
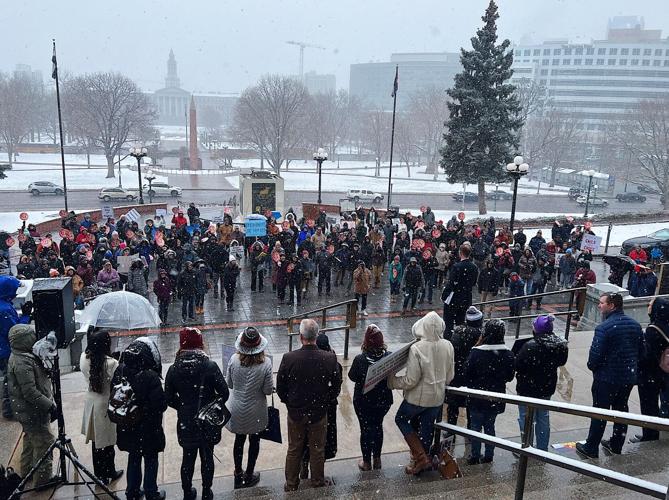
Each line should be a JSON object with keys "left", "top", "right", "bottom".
{"left": 532, "top": 315, "right": 554, "bottom": 336}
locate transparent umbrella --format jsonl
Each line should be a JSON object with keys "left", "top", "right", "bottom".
{"left": 78, "top": 291, "right": 160, "bottom": 331}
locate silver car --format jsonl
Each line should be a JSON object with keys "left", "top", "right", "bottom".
{"left": 98, "top": 187, "right": 137, "bottom": 202}
{"left": 28, "top": 181, "right": 64, "bottom": 196}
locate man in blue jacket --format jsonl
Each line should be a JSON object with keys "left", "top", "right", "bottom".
{"left": 0, "top": 276, "right": 31, "bottom": 419}
{"left": 576, "top": 292, "right": 642, "bottom": 458}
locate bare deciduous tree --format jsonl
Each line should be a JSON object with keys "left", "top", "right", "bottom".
{"left": 542, "top": 109, "right": 583, "bottom": 186}
{"left": 406, "top": 86, "right": 449, "bottom": 178}
{"left": 361, "top": 108, "right": 392, "bottom": 177}
{"left": 0, "top": 73, "right": 43, "bottom": 165}
{"left": 231, "top": 75, "right": 309, "bottom": 173}
{"left": 63, "top": 72, "right": 156, "bottom": 177}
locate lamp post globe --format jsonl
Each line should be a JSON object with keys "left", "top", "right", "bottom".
{"left": 505, "top": 157, "right": 530, "bottom": 234}
{"left": 129, "top": 145, "right": 148, "bottom": 204}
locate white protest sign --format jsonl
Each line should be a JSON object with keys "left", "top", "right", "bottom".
{"left": 580, "top": 234, "right": 602, "bottom": 253}
{"left": 116, "top": 255, "right": 134, "bottom": 274}
{"left": 101, "top": 205, "right": 114, "bottom": 220}
{"left": 363, "top": 340, "right": 417, "bottom": 394}
{"left": 125, "top": 208, "right": 141, "bottom": 223}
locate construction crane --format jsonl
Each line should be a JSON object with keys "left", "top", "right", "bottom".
{"left": 286, "top": 40, "right": 325, "bottom": 81}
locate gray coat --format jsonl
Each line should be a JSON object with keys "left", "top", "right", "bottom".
{"left": 127, "top": 268, "right": 148, "bottom": 297}
{"left": 225, "top": 353, "right": 273, "bottom": 435}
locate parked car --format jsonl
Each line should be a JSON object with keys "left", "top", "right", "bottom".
{"left": 28, "top": 181, "right": 64, "bottom": 196}
{"left": 568, "top": 187, "right": 585, "bottom": 200}
{"left": 346, "top": 189, "right": 384, "bottom": 203}
{"left": 142, "top": 182, "right": 182, "bottom": 197}
{"left": 576, "top": 195, "right": 608, "bottom": 207}
{"left": 98, "top": 187, "right": 137, "bottom": 202}
{"left": 486, "top": 190, "right": 513, "bottom": 200}
{"left": 637, "top": 184, "right": 661, "bottom": 195}
{"left": 616, "top": 192, "right": 646, "bottom": 203}
{"left": 452, "top": 192, "right": 479, "bottom": 202}
{"left": 621, "top": 228, "right": 669, "bottom": 255}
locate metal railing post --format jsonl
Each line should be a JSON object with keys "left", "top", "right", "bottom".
{"left": 565, "top": 289, "right": 575, "bottom": 340}
{"left": 515, "top": 318, "right": 522, "bottom": 339}
{"left": 344, "top": 326, "right": 350, "bottom": 360}
{"left": 287, "top": 318, "right": 294, "bottom": 352}
{"left": 349, "top": 302, "right": 357, "bottom": 329}
{"left": 515, "top": 406, "right": 536, "bottom": 500}
{"left": 322, "top": 309, "right": 327, "bottom": 329}
{"left": 604, "top": 222, "right": 613, "bottom": 254}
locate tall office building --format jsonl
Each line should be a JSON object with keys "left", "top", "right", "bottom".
{"left": 349, "top": 52, "right": 461, "bottom": 109}
{"left": 303, "top": 71, "right": 336, "bottom": 95}
{"left": 511, "top": 16, "right": 669, "bottom": 130}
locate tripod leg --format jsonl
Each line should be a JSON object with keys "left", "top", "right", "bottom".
{"left": 58, "top": 444, "right": 120, "bottom": 499}
{"left": 8, "top": 439, "right": 59, "bottom": 500}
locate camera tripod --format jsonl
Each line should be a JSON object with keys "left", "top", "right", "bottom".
{"left": 9, "top": 354, "right": 119, "bottom": 499}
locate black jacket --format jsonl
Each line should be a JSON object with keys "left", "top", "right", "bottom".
{"left": 478, "top": 267, "right": 499, "bottom": 294}
{"left": 449, "top": 324, "right": 482, "bottom": 388}
{"left": 178, "top": 269, "right": 198, "bottom": 296}
{"left": 347, "top": 350, "right": 393, "bottom": 408}
{"left": 515, "top": 333, "right": 568, "bottom": 399}
{"left": 165, "top": 350, "right": 229, "bottom": 447}
{"left": 276, "top": 345, "right": 342, "bottom": 422}
{"left": 465, "top": 344, "right": 515, "bottom": 414}
{"left": 442, "top": 258, "right": 479, "bottom": 307}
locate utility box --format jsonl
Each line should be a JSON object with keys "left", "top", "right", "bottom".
{"left": 239, "top": 170, "right": 285, "bottom": 216}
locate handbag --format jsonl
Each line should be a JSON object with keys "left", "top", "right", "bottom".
{"left": 195, "top": 365, "right": 231, "bottom": 442}
{"left": 259, "top": 393, "right": 282, "bottom": 443}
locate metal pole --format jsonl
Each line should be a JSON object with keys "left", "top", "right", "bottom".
{"left": 148, "top": 178, "right": 154, "bottom": 204}
{"left": 118, "top": 152, "right": 123, "bottom": 188}
{"left": 317, "top": 159, "right": 322, "bottom": 204}
{"left": 515, "top": 406, "right": 535, "bottom": 500}
{"left": 494, "top": 184, "right": 499, "bottom": 212}
{"left": 387, "top": 65, "right": 398, "bottom": 211}
{"left": 604, "top": 222, "right": 613, "bottom": 254}
{"left": 565, "top": 288, "right": 575, "bottom": 340}
{"left": 136, "top": 157, "right": 144, "bottom": 204}
{"left": 509, "top": 174, "right": 519, "bottom": 233}
{"left": 344, "top": 326, "right": 350, "bottom": 360}
{"left": 321, "top": 309, "right": 327, "bottom": 329}
{"left": 584, "top": 175, "right": 593, "bottom": 218}
{"left": 52, "top": 41, "right": 69, "bottom": 213}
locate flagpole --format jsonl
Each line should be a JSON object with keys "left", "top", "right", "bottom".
{"left": 386, "top": 65, "right": 398, "bottom": 211}
{"left": 52, "top": 40, "right": 69, "bottom": 213}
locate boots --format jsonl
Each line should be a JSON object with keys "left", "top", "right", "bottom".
{"left": 403, "top": 433, "right": 431, "bottom": 475}
{"left": 358, "top": 460, "right": 372, "bottom": 471}
{"left": 234, "top": 470, "right": 244, "bottom": 489}
{"left": 372, "top": 457, "right": 382, "bottom": 470}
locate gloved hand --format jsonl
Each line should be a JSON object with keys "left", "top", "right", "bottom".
{"left": 21, "top": 300, "right": 33, "bottom": 318}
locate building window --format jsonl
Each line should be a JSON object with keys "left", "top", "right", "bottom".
{"left": 552, "top": 59, "right": 560, "bottom": 65}
{"left": 621, "top": 48, "right": 629, "bottom": 55}
{"left": 609, "top": 48, "right": 618, "bottom": 55}
{"left": 596, "top": 59, "right": 604, "bottom": 65}
{"left": 633, "top": 48, "right": 640, "bottom": 55}
{"left": 644, "top": 48, "right": 652, "bottom": 56}
{"left": 524, "top": 49, "right": 531, "bottom": 56}
{"left": 585, "top": 58, "right": 593, "bottom": 65}
{"left": 533, "top": 49, "right": 541, "bottom": 56}
{"left": 514, "top": 50, "right": 521, "bottom": 56}
{"left": 665, "top": 60, "right": 669, "bottom": 66}
{"left": 563, "top": 59, "right": 571, "bottom": 65}
{"left": 543, "top": 49, "right": 551, "bottom": 56}
{"left": 631, "top": 59, "right": 639, "bottom": 65}
{"left": 655, "top": 49, "right": 663, "bottom": 56}
{"left": 542, "top": 59, "right": 549, "bottom": 65}
{"left": 666, "top": 49, "right": 669, "bottom": 56}
{"left": 575, "top": 47, "right": 583, "bottom": 55}
{"left": 607, "top": 59, "right": 616, "bottom": 65}
{"left": 540, "top": 69, "right": 549, "bottom": 75}
{"left": 586, "top": 47, "right": 595, "bottom": 55}
{"left": 642, "top": 59, "right": 650, "bottom": 66}
{"left": 619, "top": 59, "right": 627, "bottom": 65}
{"left": 564, "top": 48, "right": 572, "bottom": 55}
{"left": 553, "top": 49, "right": 562, "bottom": 55}
{"left": 597, "top": 48, "right": 606, "bottom": 55}
{"left": 539, "top": 79, "right": 547, "bottom": 86}
{"left": 574, "top": 59, "right": 582, "bottom": 65}
{"left": 653, "top": 60, "right": 661, "bottom": 66}
{"left": 532, "top": 59, "right": 538, "bottom": 63}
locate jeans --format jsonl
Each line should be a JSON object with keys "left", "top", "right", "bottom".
{"left": 355, "top": 293, "right": 367, "bottom": 311}
{"left": 285, "top": 414, "right": 327, "bottom": 490}
{"left": 583, "top": 380, "right": 633, "bottom": 455}
{"left": 637, "top": 379, "right": 663, "bottom": 440}
{"left": 158, "top": 300, "right": 169, "bottom": 324}
{"left": 420, "top": 273, "right": 435, "bottom": 302}
{"left": 126, "top": 451, "right": 159, "bottom": 498}
{"left": 181, "top": 445, "right": 214, "bottom": 491}
{"left": 518, "top": 405, "right": 550, "bottom": 451}
{"left": 317, "top": 270, "right": 331, "bottom": 294}
{"left": 524, "top": 278, "right": 534, "bottom": 296}
{"left": 288, "top": 283, "right": 301, "bottom": 305}
{"left": 372, "top": 265, "right": 383, "bottom": 287}
{"left": 403, "top": 287, "right": 418, "bottom": 310}
{"left": 394, "top": 400, "right": 441, "bottom": 453}
{"left": 354, "top": 402, "right": 391, "bottom": 463}
{"left": 195, "top": 292, "right": 205, "bottom": 309}
{"left": 251, "top": 268, "right": 264, "bottom": 292}
{"left": 181, "top": 294, "right": 195, "bottom": 319}
{"left": 390, "top": 281, "right": 400, "bottom": 296}
{"left": 530, "top": 281, "right": 546, "bottom": 307}
{"left": 469, "top": 409, "right": 497, "bottom": 460}
{"left": 0, "top": 357, "right": 11, "bottom": 418}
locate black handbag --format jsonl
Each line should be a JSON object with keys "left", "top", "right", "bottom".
{"left": 195, "top": 366, "right": 231, "bottom": 441}
{"left": 259, "top": 393, "right": 282, "bottom": 443}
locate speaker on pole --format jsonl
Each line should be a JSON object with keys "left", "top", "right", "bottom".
{"left": 32, "top": 277, "right": 75, "bottom": 349}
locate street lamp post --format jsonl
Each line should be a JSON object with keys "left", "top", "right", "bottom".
{"left": 494, "top": 184, "right": 499, "bottom": 212}
{"left": 584, "top": 170, "right": 595, "bottom": 218}
{"left": 505, "top": 155, "right": 530, "bottom": 233}
{"left": 129, "top": 146, "right": 148, "bottom": 204}
{"left": 313, "top": 147, "right": 328, "bottom": 205}
{"left": 145, "top": 171, "right": 156, "bottom": 204}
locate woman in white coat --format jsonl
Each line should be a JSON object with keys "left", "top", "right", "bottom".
{"left": 80, "top": 330, "right": 123, "bottom": 485}
{"left": 225, "top": 327, "right": 273, "bottom": 489}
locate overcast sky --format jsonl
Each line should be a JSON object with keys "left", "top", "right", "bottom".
{"left": 1, "top": 0, "right": 666, "bottom": 93}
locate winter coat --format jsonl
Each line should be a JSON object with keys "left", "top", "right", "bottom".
{"left": 80, "top": 353, "right": 118, "bottom": 448}
{"left": 518, "top": 255, "right": 536, "bottom": 280}
{"left": 127, "top": 268, "right": 148, "bottom": 297}
{"left": 96, "top": 268, "right": 120, "bottom": 288}
{"left": 629, "top": 271, "right": 658, "bottom": 298}
{"left": 388, "top": 312, "right": 455, "bottom": 408}
{"left": 152, "top": 276, "right": 172, "bottom": 302}
{"left": 478, "top": 267, "right": 499, "bottom": 294}
{"left": 178, "top": 269, "right": 198, "bottom": 296}
{"left": 529, "top": 236, "right": 546, "bottom": 256}
{"left": 195, "top": 265, "right": 211, "bottom": 295}
{"left": 112, "top": 338, "right": 167, "bottom": 454}
{"left": 465, "top": 342, "right": 515, "bottom": 414}
{"left": 640, "top": 299, "right": 669, "bottom": 385}
{"left": 515, "top": 333, "right": 568, "bottom": 399}
{"left": 348, "top": 349, "right": 394, "bottom": 408}
{"left": 315, "top": 251, "right": 335, "bottom": 273}
{"left": 276, "top": 344, "right": 342, "bottom": 422}
{"left": 587, "top": 310, "right": 642, "bottom": 386}
{"left": 223, "top": 263, "right": 240, "bottom": 290}
{"left": 435, "top": 249, "right": 450, "bottom": 271}
{"left": 353, "top": 266, "right": 372, "bottom": 294}
{"left": 558, "top": 255, "right": 576, "bottom": 276}
{"left": 441, "top": 259, "right": 479, "bottom": 307}
{"left": 165, "top": 349, "right": 229, "bottom": 448}
{"left": 401, "top": 263, "right": 424, "bottom": 290}
{"left": 7, "top": 324, "right": 54, "bottom": 427}
{"left": 225, "top": 353, "right": 273, "bottom": 435}
{"left": 0, "top": 277, "right": 28, "bottom": 359}
{"left": 448, "top": 324, "right": 482, "bottom": 388}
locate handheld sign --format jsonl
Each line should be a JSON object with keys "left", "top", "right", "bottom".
{"left": 19, "top": 212, "right": 28, "bottom": 221}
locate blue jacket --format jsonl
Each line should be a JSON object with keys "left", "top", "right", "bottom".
{"left": 0, "top": 276, "right": 29, "bottom": 359}
{"left": 587, "top": 310, "right": 642, "bottom": 385}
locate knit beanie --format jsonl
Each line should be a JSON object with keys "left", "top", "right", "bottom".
{"left": 465, "top": 306, "right": 483, "bottom": 323}
{"left": 179, "top": 327, "right": 204, "bottom": 351}
{"left": 532, "top": 315, "right": 554, "bottom": 336}
{"left": 363, "top": 324, "right": 385, "bottom": 351}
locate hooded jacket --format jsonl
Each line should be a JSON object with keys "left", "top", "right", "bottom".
{"left": 515, "top": 332, "right": 568, "bottom": 399}
{"left": 0, "top": 276, "right": 29, "bottom": 359}
{"left": 465, "top": 338, "right": 515, "bottom": 414}
{"left": 388, "top": 312, "right": 455, "bottom": 408}
{"left": 7, "top": 324, "right": 54, "bottom": 426}
{"left": 639, "top": 297, "right": 669, "bottom": 385}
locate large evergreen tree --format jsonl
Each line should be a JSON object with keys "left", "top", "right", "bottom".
{"left": 440, "top": 0, "right": 523, "bottom": 214}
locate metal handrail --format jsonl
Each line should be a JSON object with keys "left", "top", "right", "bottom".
{"left": 437, "top": 387, "right": 669, "bottom": 499}
{"left": 471, "top": 287, "right": 586, "bottom": 307}
{"left": 285, "top": 298, "right": 358, "bottom": 321}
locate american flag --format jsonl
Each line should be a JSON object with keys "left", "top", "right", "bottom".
{"left": 391, "top": 65, "right": 398, "bottom": 98}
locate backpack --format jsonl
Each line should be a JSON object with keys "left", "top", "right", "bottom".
{"left": 0, "top": 465, "right": 22, "bottom": 500}
{"left": 108, "top": 375, "right": 142, "bottom": 426}
{"left": 647, "top": 325, "right": 669, "bottom": 375}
